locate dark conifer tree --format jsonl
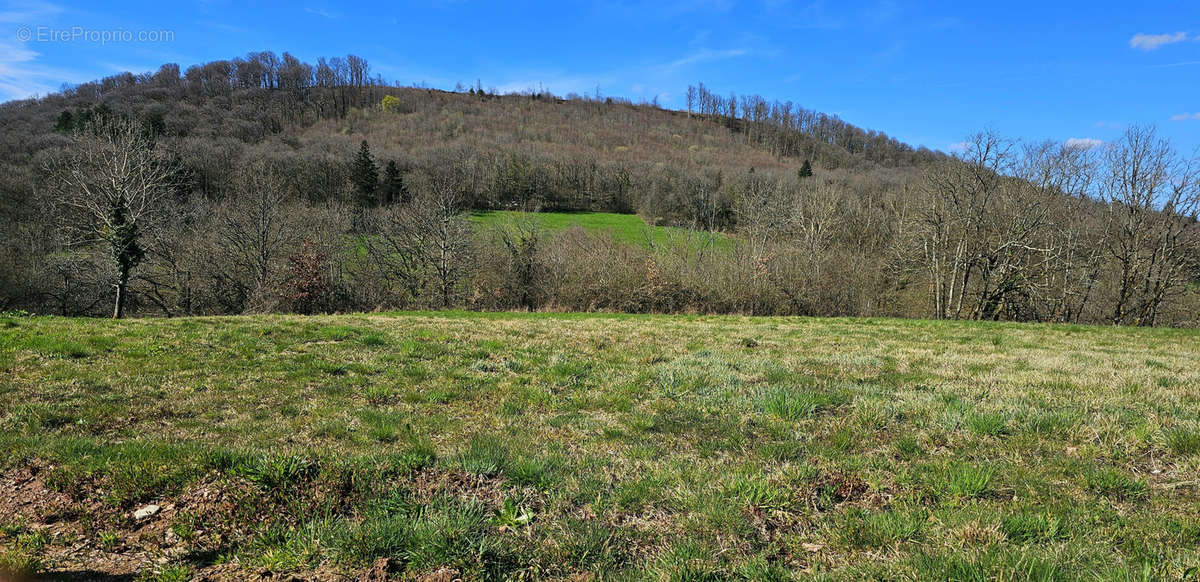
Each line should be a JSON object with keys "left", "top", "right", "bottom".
{"left": 350, "top": 140, "right": 379, "bottom": 206}
{"left": 798, "top": 159, "right": 813, "bottom": 178}
{"left": 381, "top": 160, "right": 408, "bottom": 204}
{"left": 54, "top": 110, "right": 75, "bottom": 133}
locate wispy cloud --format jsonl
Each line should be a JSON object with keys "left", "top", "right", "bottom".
{"left": 1065, "top": 137, "right": 1104, "bottom": 149}
{"left": 948, "top": 141, "right": 969, "bottom": 153}
{"left": 0, "top": 37, "right": 53, "bottom": 100}
{"left": 0, "top": 1, "right": 78, "bottom": 101}
{"left": 765, "top": 0, "right": 847, "bottom": 30}
{"left": 1170, "top": 112, "right": 1200, "bottom": 121}
{"left": 482, "top": 45, "right": 757, "bottom": 107}
{"left": 0, "top": 1, "right": 57, "bottom": 100}
{"left": 660, "top": 48, "right": 750, "bottom": 72}
{"left": 1129, "top": 32, "right": 1189, "bottom": 51}
{"left": 0, "top": 36, "right": 86, "bottom": 103}
{"left": 0, "top": 0, "right": 61, "bottom": 23}
{"left": 304, "top": 7, "right": 338, "bottom": 19}
{"left": 1151, "top": 60, "right": 1200, "bottom": 68}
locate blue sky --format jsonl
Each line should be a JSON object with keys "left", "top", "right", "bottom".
{"left": 2, "top": 0, "right": 1198, "bottom": 153}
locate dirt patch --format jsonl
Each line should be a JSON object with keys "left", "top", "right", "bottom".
{"left": 409, "top": 467, "right": 509, "bottom": 506}
{"left": 809, "top": 471, "right": 871, "bottom": 508}
{"left": 412, "top": 567, "right": 460, "bottom": 582}
{"left": 0, "top": 465, "right": 68, "bottom": 518}
{"left": 0, "top": 463, "right": 365, "bottom": 581}
{"left": 0, "top": 462, "right": 545, "bottom": 581}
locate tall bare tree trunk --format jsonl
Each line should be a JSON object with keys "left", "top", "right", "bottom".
{"left": 113, "top": 264, "right": 130, "bottom": 319}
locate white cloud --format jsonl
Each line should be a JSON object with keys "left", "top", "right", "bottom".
{"left": 1170, "top": 112, "right": 1200, "bottom": 121}
{"left": 1065, "top": 137, "right": 1104, "bottom": 149}
{"left": 492, "top": 75, "right": 613, "bottom": 97}
{"left": 1129, "top": 32, "right": 1189, "bottom": 51}
{"left": 948, "top": 141, "right": 969, "bottom": 152}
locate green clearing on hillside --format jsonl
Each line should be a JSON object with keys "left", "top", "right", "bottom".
{"left": 1, "top": 312, "right": 1199, "bottom": 580}
{"left": 470, "top": 210, "right": 730, "bottom": 249}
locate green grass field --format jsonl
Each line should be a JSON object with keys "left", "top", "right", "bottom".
{"left": 1, "top": 312, "right": 1199, "bottom": 580}
{"left": 470, "top": 211, "right": 730, "bottom": 249}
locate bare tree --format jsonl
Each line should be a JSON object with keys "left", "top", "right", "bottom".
{"left": 496, "top": 211, "right": 544, "bottom": 311}
{"left": 789, "top": 179, "right": 843, "bottom": 282}
{"left": 365, "top": 157, "right": 477, "bottom": 309}
{"left": 918, "top": 131, "right": 1054, "bottom": 320}
{"left": 360, "top": 206, "right": 430, "bottom": 307}
{"left": 734, "top": 172, "right": 788, "bottom": 266}
{"left": 1100, "top": 126, "right": 1200, "bottom": 326}
{"left": 1015, "top": 139, "right": 1102, "bottom": 322}
{"left": 415, "top": 164, "right": 477, "bottom": 308}
{"left": 47, "top": 118, "right": 176, "bottom": 318}
{"left": 212, "top": 159, "right": 297, "bottom": 312}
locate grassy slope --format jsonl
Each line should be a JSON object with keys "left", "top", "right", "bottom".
{"left": 470, "top": 210, "right": 730, "bottom": 249}
{"left": 1, "top": 312, "right": 1199, "bottom": 580}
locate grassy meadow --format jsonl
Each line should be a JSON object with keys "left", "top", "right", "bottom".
{"left": 1, "top": 311, "right": 1199, "bottom": 580}
{"left": 470, "top": 211, "right": 730, "bottom": 249}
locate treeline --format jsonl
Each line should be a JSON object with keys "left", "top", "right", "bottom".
{"left": 685, "top": 83, "right": 938, "bottom": 167}
{"left": 1, "top": 52, "right": 933, "bottom": 234}
{"left": 0, "top": 53, "right": 1197, "bottom": 325}
{"left": 0, "top": 122, "right": 913, "bottom": 318}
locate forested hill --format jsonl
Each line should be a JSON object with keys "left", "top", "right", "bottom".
{"left": 0, "top": 52, "right": 938, "bottom": 214}
{"left": 1, "top": 52, "right": 1197, "bottom": 326}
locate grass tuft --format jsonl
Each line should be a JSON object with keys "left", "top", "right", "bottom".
{"left": 457, "top": 434, "right": 510, "bottom": 477}
{"left": 965, "top": 411, "right": 1010, "bottom": 437}
{"left": 759, "top": 385, "right": 849, "bottom": 421}
{"left": 1164, "top": 425, "right": 1200, "bottom": 457}
{"left": 837, "top": 508, "right": 926, "bottom": 549}
{"left": 1000, "top": 511, "right": 1068, "bottom": 544}
{"left": 936, "top": 462, "right": 996, "bottom": 501}
{"left": 1083, "top": 466, "right": 1146, "bottom": 501}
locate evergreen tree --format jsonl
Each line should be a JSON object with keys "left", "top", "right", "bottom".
{"left": 142, "top": 111, "right": 166, "bottom": 140}
{"left": 350, "top": 140, "right": 379, "bottom": 206}
{"left": 54, "top": 110, "right": 75, "bottom": 133}
{"left": 382, "top": 160, "right": 408, "bottom": 204}
{"left": 798, "top": 159, "right": 813, "bottom": 178}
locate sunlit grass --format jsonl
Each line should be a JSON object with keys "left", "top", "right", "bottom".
{"left": 470, "top": 210, "right": 731, "bottom": 249}
{"left": 0, "top": 312, "right": 1198, "bottom": 579}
